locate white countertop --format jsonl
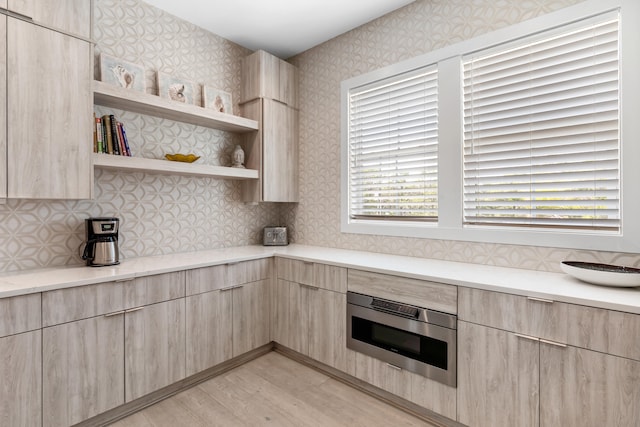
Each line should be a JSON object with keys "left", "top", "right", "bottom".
{"left": 1, "top": 244, "right": 639, "bottom": 314}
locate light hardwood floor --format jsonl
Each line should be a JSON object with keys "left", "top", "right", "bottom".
{"left": 111, "top": 351, "right": 435, "bottom": 426}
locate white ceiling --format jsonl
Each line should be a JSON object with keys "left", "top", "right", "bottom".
{"left": 142, "top": 0, "right": 415, "bottom": 59}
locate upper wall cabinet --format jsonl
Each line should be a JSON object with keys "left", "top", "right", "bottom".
{"left": 0, "top": 13, "right": 6, "bottom": 199}
{"left": 3, "top": 6, "right": 93, "bottom": 199}
{"left": 5, "top": 0, "right": 91, "bottom": 38}
{"left": 240, "top": 50, "right": 298, "bottom": 109}
{"left": 241, "top": 50, "right": 299, "bottom": 203}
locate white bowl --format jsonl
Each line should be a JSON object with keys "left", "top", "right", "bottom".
{"left": 560, "top": 261, "right": 640, "bottom": 288}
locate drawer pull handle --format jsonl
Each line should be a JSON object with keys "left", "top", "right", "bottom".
{"left": 540, "top": 339, "right": 567, "bottom": 348}
{"left": 527, "top": 296, "right": 554, "bottom": 304}
{"left": 115, "top": 278, "right": 134, "bottom": 283}
{"left": 515, "top": 333, "right": 539, "bottom": 342}
{"left": 125, "top": 307, "right": 144, "bottom": 314}
{"left": 226, "top": 262, "right": 239, "bottom": 266}
{"left": 221, "top": 285, "right": 244, "bottom": 292}
{"left": 386, "top": 363, "right": 402, "bottom": 371}
{"left": 104, "top": 310, "right": 125, "bottom": 317}
{"left": 301, "top": 284, "right": 319, "bottom": 291}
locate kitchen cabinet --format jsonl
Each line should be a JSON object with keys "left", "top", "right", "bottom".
{"left": 6, "top": 15, "right": 92, "bottom": 199}
{"left": 42, "top": 272, "right": 186, "bottom": 424}
{"left": 273, "top": 258, "right": 348, "bottom": 371}
{"left": 185, "top": 259, "right": 271, "bottom": 375}
{"left": 0, "top": 330, "right": 42, "bottom": 426}
{"left": 0, "top": 293, "right": 42, "bottom": 427}
{"left": 457, "top": 321, "right": 539, "bottom": 427}
{"left": 6, "top": 0, "right": 91, "bottom": 37}
{"left": 457, "top": 287, "right": 640, "bottom": 427}
{"left": 43, "top": 314, "right": 124, "bottom": 426}
{"left": 240, "top": 49, "right": 298, "bottom": 108}
{"left": 125, "top": 297, "right": 186, "bottom": 401}
{"left": 241, "top": 50, "right": 299, "bottom": 203}
{"left": 0, "top": 13, "right": 5, "bottom": 198}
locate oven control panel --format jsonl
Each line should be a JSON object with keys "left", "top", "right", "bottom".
{"left": 371, "top": 298, "right": 419, "bottom": 318}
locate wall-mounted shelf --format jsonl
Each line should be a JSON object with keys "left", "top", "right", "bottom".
{"left": 92, "top": 154, "right": 259, "bottom": 180}
{"left": 93, "top": 80, "right": 259, "bottom": 133}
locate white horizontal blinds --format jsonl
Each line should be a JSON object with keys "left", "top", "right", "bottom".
{"left": 349, "top": 66, "right": 438, "bottom": 220}
{"left": 463, "top": 13, "right": 620, "bottom": 230}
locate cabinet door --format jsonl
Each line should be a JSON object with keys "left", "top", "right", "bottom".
{"left": 185, "top": 290, "right": 233, "bottom": 376}
{"left": 540, "top": 344, "right": 640, "bottom": 426}
{"left": 7, "top": 18, "right": 92, "bottom": 199}
{"left": 7, "top": 0, "right": 91, "bottom": 37}
{"left": 457, "top": 321, "right": 539, "bottom": 427}
{"left": 308, "top": 288, "right": 347, "bottom": 371}
{"left": 271, "top": 279, "right": 308, "bottom": 354}
{"left": 0, "top": 13, "right": 5, "bottom": 199}
{"left": 232, "top": 279, "right": 270, "bottom": 357}
{"left": 0, "top": 330, "right": 41, "bottom": 427}
{"left": 43, "top": 315, "right": 124, "bottom": 427}
{"left": 348, "top": 350, "right": 412, "bottom": 400}
{"left": 125, "top": 299, "right": 186, "bottom": 401}
{"left": 262, "top": 99, "right": 298, "bottom": 202}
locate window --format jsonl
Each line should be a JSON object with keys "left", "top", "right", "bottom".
{"left": 347, "top": 66, "right": 438, "bottom": 220}
{"left": 463, "top": 15, "right": 620, "bottom": 231}
{"left": 341, "top": 0, "right": 640, "bottom": 252}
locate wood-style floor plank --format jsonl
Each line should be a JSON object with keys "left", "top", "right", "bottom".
{"left": 111, "top": 351, "right": 434, "bottom": 426}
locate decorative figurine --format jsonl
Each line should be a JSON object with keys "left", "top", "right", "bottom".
{"left": 232, "top": 144, "right": 245, "bottom": 168}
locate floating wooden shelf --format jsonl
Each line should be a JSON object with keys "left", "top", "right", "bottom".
{"left": 93, "top": 80, "right": 259, "bottom": 133}
{"left": 92, "top": 154, "right": 259, "bottom": 180}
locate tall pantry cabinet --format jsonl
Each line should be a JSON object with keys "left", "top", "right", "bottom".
{"left": 240, "top": 50, "right": 299, "bottom": 202}
{"left": 2, "top": 0, "right": 92, "bottom": 199}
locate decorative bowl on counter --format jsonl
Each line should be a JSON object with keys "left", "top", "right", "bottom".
{"left": 165, "top": 153, "right": 200, "bottom": 163}
{"left": 560, "top": 261, "right": 640, "bottom": 288}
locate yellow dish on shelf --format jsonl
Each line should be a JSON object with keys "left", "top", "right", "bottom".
{"left": 165, "top": 153, "right": 200, "bottom": 163}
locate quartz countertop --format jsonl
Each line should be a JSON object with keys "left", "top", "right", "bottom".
{"left": 0, "top": 244, "right": 638, "bottom": 314}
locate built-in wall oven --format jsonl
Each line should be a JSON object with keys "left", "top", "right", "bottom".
{"left": 347, "top": 291, "right": 457, "bottom": 387}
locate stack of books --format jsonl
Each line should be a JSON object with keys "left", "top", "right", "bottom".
{"left": 93, "top": 114, "right": 131, "bottom": 156}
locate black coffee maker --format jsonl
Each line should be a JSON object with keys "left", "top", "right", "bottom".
{"left": 81, "top": 217, "right": 120, "bottom": 266}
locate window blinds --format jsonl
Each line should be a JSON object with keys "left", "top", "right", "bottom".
{"left": 463, "top": 14, "right": 620, "bottom": 230}
{"left": 349, "top": 66, "right": 438, "bottom": 220}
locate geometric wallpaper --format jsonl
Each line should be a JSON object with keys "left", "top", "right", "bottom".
{"left": 1, "top": 0, "right": 639, "bottom": 274}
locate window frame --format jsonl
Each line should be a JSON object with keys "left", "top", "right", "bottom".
{"left": 340, "top": 0, "right": 640, "bottom": 252}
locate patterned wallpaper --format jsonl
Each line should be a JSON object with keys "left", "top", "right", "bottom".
{"left": 0, "top": 0, "right": 281, "bottom": 273}
{"left": 285, "top": 0, "right": 640, "bottom": 273}
{"left": 1, "top": 0, "right": 638, "bottom": 274}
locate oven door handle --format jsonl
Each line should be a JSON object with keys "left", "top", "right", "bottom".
{"left": 369, "top": 305, "right": 418, "bottom": 320}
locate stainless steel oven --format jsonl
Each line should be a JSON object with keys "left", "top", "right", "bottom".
{"left": 347, "top": 291, "right": 457, "bottom": 387}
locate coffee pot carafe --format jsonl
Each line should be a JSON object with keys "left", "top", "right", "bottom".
{"left": 81, "top": 217, "right": 120, "bottom": 266}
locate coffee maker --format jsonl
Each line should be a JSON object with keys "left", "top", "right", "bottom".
{"left": 81, "top": 217, "right": 120, "bottom": 266}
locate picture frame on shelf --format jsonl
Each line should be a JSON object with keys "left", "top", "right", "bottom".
{"left": 203, "top": 85, "right": 233, "bottom": 114}
{"left": 100, "top": 53, "right": 146, "bottom": 92}
{"left": 157, "top": 72, "right": 196, "bottom": 105}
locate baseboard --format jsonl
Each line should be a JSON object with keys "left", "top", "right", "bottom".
{"left": 75, "top": 343, "right": 274, "bottom": 427}
{"left": 273, "top": 344, "right": 465, "bottom": 427}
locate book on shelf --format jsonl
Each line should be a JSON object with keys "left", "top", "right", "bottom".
{"left": 109, "top": 114, "right": 121, "bottom": 156}
{"left": 95, "top": 113, "right": 132, "bottom": 156}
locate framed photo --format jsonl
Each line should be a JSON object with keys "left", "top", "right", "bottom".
{"left": 203, "top": 86, "right": 233, "bottom": 114}
{"left": 157, "top": 72, "right": 196, "bottom": 105}
{"left": 100, "top": 53, "right": 145, "bottom": 92}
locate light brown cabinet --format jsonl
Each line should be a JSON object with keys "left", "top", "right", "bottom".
{"left": 273, "top": 258, "right": 348, "bottom": 371}
{"left": 6, "top": 0, "right": 91, "bottom": 37}
{"left": 457, "top": 287, "right": 640, "bottom": 427}
{"left": 240, "top": 49, "right": 298, "bottom": 108}
{"left": 42, "top": 272, "right": 186, "bottom": 425}
{"left": 5, "top": 13, "right": 92, "bottom": 199}
{"left": 0, "top": 13, "right": 5, "bottom": 198}
{"left": 0, "top": 293, "right": 42, "bottom": 426}
{"left": 241, "top": 50, "right": 299, "bottom": 203}
{"left": 185, "top": 259, "right": 272, "bottom": 375}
